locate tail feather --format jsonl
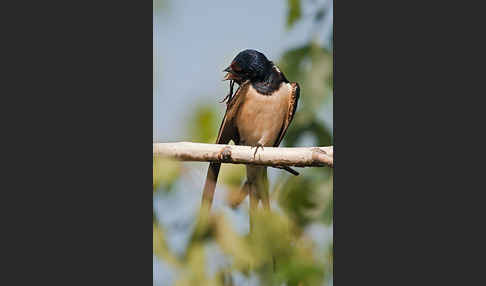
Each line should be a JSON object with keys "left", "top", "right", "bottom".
{"left": 229, "top": 181, "right": 250, "bottom": 209}
{"left": 201, "top": 162, "right": 221, "bottom": 210}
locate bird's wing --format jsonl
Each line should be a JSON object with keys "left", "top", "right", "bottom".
{"left": 274, "top": 82, "right": 300, "bottom": 147}
{"left": 202, "top": 80, "right": 251, "bottom": 209}
{"left": 214, "top": 80, "right": 251, "bottom": 145}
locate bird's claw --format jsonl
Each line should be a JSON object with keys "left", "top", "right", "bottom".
{"left": 217, "top": 146, "right": 232, "bottom": 161}
{"left": 251, "top": 143, "right": 264, "bottom": 159}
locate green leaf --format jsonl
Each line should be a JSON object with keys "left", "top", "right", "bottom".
{"left": 286, "top": 0, "right": 302, "bottom": 29}
{"left": 153, "top": 157, "right": 181, "bottom": 191}
{"left": 188, "top": 104, "right": 219, "bottom": 143}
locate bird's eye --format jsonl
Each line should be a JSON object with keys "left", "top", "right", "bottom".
{"left": 231, "top": 62, "right": 242, "bottom": 72}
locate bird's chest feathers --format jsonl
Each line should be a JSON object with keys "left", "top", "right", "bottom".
{"left": 235, "top": 84, "right": 291, "bottom": 146}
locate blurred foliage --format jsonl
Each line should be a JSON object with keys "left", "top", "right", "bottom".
{"left": 154, "top": 0, "right": 168, "bottom": 13}
{"left": 159, "top": 208, "right": 329, "bottom": 286}
{"left": 154, "top": 223, "right": 182, "bottom": 268}
{"left": 187, "top": 104, "right": 220, "bottom": 143}
{"left": 153, "top": 157, "right": 181, "bottom": 192}
{"left": 154, "top": 0, "right": 333, "bottom": 285}
{"left": 278, "top": 42, "right": 333, "bottom": 147}
{"left": 286, "top": 0, "right": 302, "bottom": 29}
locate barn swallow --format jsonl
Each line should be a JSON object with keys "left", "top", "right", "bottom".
{"left": 201, "top": 49, "right": 300, "bottom": 221}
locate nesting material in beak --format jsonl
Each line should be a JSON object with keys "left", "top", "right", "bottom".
{"left": 223, "top": 72, "right": 241, "bottom": 81}
{"left": 219, "top": 80, "right": 235, "bottom": 104}
{"left": 223, "top": 72, "right": 233, "bottom": 81}
{"left": 223, "top": 66, "right": 241, "bottom": 81}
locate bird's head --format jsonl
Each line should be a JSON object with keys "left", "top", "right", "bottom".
{"left": 223, "top": 49, "right": 273, "bottom": 84}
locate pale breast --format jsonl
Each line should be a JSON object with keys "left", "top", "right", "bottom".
{"left": 235, "top": 83, "right": 292, "bottom": 146}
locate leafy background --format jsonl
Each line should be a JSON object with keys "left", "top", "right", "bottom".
{"left": 154, "top": 0, "right": 333, "bottom": 285}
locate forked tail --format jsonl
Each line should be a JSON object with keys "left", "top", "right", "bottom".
{"left": 201, "top": 162, "right": 221, "bottom": 210}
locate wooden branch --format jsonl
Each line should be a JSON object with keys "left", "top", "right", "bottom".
{"left": 153, "top": 142, "right": 333, "bottom": 168}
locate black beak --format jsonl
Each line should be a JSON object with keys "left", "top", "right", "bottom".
{"left": 223, "top": 66, "right": 232, "bottom": 73}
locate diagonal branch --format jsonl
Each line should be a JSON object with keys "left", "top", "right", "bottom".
{"left": 153, "top": 142, "right": 333, "bottom": 168}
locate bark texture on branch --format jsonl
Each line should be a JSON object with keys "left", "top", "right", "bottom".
{"left": 153, "top": 142, "right": 333, "bottom": 168}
